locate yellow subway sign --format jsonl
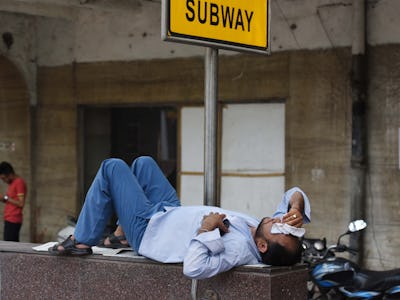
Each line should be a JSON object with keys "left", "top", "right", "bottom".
{"left": 162, "top": 0, "right": 270, "bottom": 54}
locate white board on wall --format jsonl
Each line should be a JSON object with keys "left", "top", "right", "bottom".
{"left": 220, "top": 176, "right": 284, "bottom": 219}
{"left": 221, "top": 103, "right": 285, "bottom": 173}
{"left": 220, "top": 103, "right": 285, "bottom": 219}
{"left": 180, "top": 107, "right": 204, "bottom": 172}
{"left": 180, "top": 107, "right": 204, "bottom": 205}
{"left": 179, "top": 174, "right": 204, "bottom": 206}
{"left": 179, "top": 103, "right": 285, "bottom": 217}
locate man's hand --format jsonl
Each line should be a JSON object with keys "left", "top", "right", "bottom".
{"left": 282, "top": 191, "right": 305, "bottom": 228}
{"left": 282, "top": 207, "right": 303, "bottom": 227}
{"left": 198, "top": 212, "right": 229, "bottom": 235}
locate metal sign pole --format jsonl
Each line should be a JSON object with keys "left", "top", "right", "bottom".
{"left": 204, "top": 47, "right": 218, "bottom": 206}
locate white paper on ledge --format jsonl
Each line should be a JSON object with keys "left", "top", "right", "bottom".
{"left": 32, "top": 242, "right": 58, "bottom": 251}
{"left": 92, "top": 246, "right": 139, "bottom": 257}
{"left": 242, "top": 264, "right": 269, "bottom": 268}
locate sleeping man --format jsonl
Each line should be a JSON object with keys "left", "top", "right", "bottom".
{"left": 50, "top": 156, "right": 311, "bottom": 279}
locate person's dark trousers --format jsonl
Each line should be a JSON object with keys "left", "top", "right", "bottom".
{"left": 4, "top": 221, "right": 21, "bottom": 241}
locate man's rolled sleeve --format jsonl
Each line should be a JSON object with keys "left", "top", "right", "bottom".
{"left": 272, "top": 187, "right": 311, "bottom": 223}
{"left": 193, "top": 229, "right": 224, "bottom": 254}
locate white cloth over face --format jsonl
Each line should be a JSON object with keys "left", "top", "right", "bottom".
{"left": 271, "top": 223, "right": 306, "bottom": 237}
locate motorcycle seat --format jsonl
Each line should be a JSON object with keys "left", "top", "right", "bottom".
{"left": 353, "top": 268, "right": 400, "bottom": 292}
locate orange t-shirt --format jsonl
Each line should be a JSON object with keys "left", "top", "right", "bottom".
{"left": 4, "top": 177, "right": 27, "bottom": 224}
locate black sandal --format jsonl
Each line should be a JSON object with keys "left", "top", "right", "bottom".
{"left": 96, "top": 233, "right": 130, "bottom": 249}
{"left": 48, "top": 235, "right": 93, "bottom": 256}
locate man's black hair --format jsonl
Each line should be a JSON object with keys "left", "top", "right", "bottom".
{"left": 0, "top": 162, "right": 15, "bottom": 175}
{"left": 260, "top": 239, "right": 303, "bottom": 266}
{"left": 255, "top": 217, "right": 303, "bottom": 266}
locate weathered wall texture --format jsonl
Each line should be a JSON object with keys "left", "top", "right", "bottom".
{"left": 286, "top": 49, "right": 352, "bottom": 239}
{"left": 34, "top": 65, "right": 77, "bottom": 241}
{"left": 0, "top": 56, "right": 31, "bottom": 242}
{"left": 5, "top": 0, "right": 400, "bottom": 70}
{"left": 365, "top": 45, "right": 400, "bottom": 269}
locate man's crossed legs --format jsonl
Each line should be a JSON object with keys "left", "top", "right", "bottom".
{"left": 49, "top": 156, "right": 180, "bottom": 256}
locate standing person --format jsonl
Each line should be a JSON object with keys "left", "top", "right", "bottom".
{"left": 50, "top": 156, "right": 311, "bottom": 279}
{"left": 0, "top": 162, "right": 27, "bottom": 242}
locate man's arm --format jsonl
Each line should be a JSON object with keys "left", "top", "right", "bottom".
{"left": 4, "top": 179, "right": 27, "bottom": 207}
{"left": 3, "top": 193, "right": 25, "bottom": 207}
{"left": 183, "top": 231, "right": 253, "bottom": 279}
{"left": 272, "top": 187, "right": 311, "bottom": 226}
{"left": 281, "top": 191, "right": 304, "bottom": 227}
{"left": 183, "top": 213, "right": 252, "bottom": 279}
{"left": 197, "top": 212, "right": 229, "bottom": 235}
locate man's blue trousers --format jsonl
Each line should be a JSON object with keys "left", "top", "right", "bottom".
{"left": 74, "top": 156, "right": 180, "bottom": 251}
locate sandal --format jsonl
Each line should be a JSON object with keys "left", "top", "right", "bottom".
{"left": 97, "top": 233, "right": 130, "bottom": 249}
{"left": 48, "top": 235, "right": 93, "bottom": 256}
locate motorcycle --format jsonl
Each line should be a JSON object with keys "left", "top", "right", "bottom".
{"left": 302, "top": 220, "right": 400, "bottom": 299}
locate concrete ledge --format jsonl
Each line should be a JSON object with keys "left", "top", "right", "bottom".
{"left": 0, "top": 241, "right": 307, "bottom": 299}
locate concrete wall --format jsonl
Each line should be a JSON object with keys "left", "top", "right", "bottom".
{"left": 366, "top": 45, "right": 400, "bottom": 269}
{"left": 0, "top": 0, "right": 399, "bottom": 271}
{"left": 286, "top": 49, "right": 352, "bottom": 240}
{"left": 26, "top": 1, "right": 400, "bottom": 62}
{"left": 0, "top": 56, "right": 31, "bottom": 242}
{"left": 3, "top": 0, "right": 400, "bottom": 69}
{"left": 34, "top": 64, "right": 77, "bottom": 242}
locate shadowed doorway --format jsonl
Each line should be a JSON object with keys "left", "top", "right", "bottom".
{"left": 78, "top": 106, "right": 177, "bottom": 209}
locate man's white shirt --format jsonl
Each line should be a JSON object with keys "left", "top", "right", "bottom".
{"left": 138, "top": 187, "right": 311, "bottom": 279}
